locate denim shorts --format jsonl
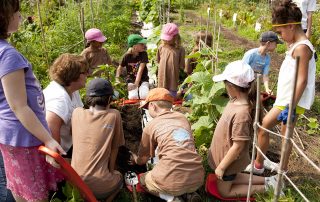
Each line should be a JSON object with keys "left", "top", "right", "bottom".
{"left": 0, "top": 152, "right": 14, "bottom": 202}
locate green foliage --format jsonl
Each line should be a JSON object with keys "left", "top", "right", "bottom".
{"left": 182, "top": 46, "right": 228, "bottom": 148}
{"left": 306, "top": 117, "right": 319, "bottom": 135}
{"left": 50, "top": 182, "right": 84, "bottom": 202}
{"left": 139, "top": 0, "right": 160, "bottom": 25}
{"left": 13, "top": 0, "right": 131, "bottom": 88}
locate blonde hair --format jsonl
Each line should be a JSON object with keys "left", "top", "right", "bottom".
{"left": 162, "top": 34, "right": 181, "bottom": 49}
{"left": 151, "top": 100, "right": 173, "bottom": 109}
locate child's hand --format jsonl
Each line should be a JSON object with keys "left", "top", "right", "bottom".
{"left": 215, "top": 167, "right": 225, "bottom": 180}
{"left": 44, "top": 138, "right": 66, "bottom": 168}
{"left": 128, "top": 83, "right": 137, "bottom": 91}
{"left": 129, "top": 152, "right": 137, "bottom": 165}
{"left": 277, "top": 105, "right": 296, "bottom": 125}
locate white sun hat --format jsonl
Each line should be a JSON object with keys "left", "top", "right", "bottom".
{"left": 212, "top": 60, "right": 255, "bottom": 88}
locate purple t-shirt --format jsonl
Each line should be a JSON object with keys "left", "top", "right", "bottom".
{"left": 0, "top": 39, "right": 48, "bottom": 147}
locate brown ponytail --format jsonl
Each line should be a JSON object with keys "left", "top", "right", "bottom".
{"left": 272, "top": 0, "right": 302, "bottom": 25}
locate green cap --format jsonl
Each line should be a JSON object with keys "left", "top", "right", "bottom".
{"left": 127, "top": 34, "right": 147, "bottom": 47}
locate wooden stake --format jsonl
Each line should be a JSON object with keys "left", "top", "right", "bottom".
{"left": 273, "top": 56, "right": 300, "bottom": 202}
{"left": 36, "top": 0, "right": 49, "bottom": 69}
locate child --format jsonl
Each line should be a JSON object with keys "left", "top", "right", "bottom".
{"left": 130, "top": 88, "right": 204, "bottom": 201}
{"left": 116, "top": 34, "right": 149, "bottom": 100}
{"left": 185, "top": 30, "right": 213, "bottom": 75}
{"left": 0, "top": 1, "right": 65, "bottom": 201}
{"left": 242, "top": 31, "right": 282, "bottom": 94}
{"left": 208, "top": 61, "right": 278, "bottom": 198}
{"left": 81, "top": 28, "right": 112, "bottom": 76}
{"left": 71, "top": 78, "right": 125, "bottom": 201}
{"left": 246, "top": 0, "right": 316, "bottom": 174}
{"left": 157, "top": 23, "right": 185, "bottom": 98}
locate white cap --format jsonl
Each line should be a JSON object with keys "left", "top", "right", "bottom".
{"left": 212, "top": 60, "right": 255, "bottom": 88}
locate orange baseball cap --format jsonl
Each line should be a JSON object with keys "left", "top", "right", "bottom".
{"left": 139, "top": 88, "right": 174, "bottom": 109}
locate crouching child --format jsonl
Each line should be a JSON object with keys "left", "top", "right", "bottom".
{"left": 130, "top": 88, "right": 204, "bottom": 201}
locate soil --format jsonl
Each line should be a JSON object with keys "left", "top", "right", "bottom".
{"left": 183, "top": 9, "right": 320, "bottom": 185}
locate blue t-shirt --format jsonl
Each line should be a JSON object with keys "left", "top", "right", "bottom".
{"left": 242, "top": 48, "right": 270, "bottom": 75}
{"left": 0, "top": 39, "right": 48, "bottom": 147}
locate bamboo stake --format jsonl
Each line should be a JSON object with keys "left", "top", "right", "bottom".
{"left": 205, "top": 6, "right": 210, "bottom": 45}
{"left": 90, "top": 0, "right": 95, "bottom": 27}
{"left": 36, "top": 0, "right": 49, "bottom": 69}
{"left": 167, "top": 0, "right": 170, "bottom": 23}
{"left": 246, "top": 74, "right": 262, "bottom": 202}
{"left": 79, "top": 4, "right": 86, "bottom": 49}
{"left": 273, "top": 56, "right": 300, "bottom": 202}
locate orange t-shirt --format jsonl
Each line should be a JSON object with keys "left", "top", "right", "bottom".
{"left": 71, "top": 108, "right": 125, "bottom": 195}
{"left": 157, "top": 44, "right": 185, "bottom": 91}
{"left": 138, "top": 111, "right": 204, "bottom": 192}
{"left": 208, "top": 102, "right": 252, "bottom": 176}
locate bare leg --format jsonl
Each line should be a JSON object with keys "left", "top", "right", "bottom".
{"left": 280, "top": 119, "right": 297, "bottom": 171}
{"left": 217, "top": 173, "right": 265, "bottom": 198}
{"left": 256, "top": 107, "right": 281, "bottom": 165}
{"left": 232, "top": 173, "right": 265, "bottom": 185}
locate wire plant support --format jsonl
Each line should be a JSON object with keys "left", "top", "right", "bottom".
{"left": 246, "top": 57, "right": 319, "bottom": 202}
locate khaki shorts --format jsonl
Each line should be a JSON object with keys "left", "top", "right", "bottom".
{"left": 140, "top": 172, "right": 199, "bottom": 196}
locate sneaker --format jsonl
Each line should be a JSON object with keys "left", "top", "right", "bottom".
{"left": 244, "top": 163, "right": 265, "bottom": 175}
{"left": 183, "top": 192, "right": 202, "bottom": 202}
{"left": 264, "top": 159, "right": 279, "bottom": 172}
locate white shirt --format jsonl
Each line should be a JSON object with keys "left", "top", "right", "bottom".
{"left": 44, "top": 81, "right": 83, "bottom": 151}
{"left": 274, "top": 40, "right": 316, "bottom": 110}
{"left": 293, "top": 0, "right": 317, "bottom": 30}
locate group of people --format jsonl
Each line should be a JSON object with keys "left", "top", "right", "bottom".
{"left": 0, "top": 0, "right": 317, "bottom": 202}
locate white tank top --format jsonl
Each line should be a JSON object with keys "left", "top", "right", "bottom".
{"left": 274, "top": 40, "right": 316, "bottom": 110}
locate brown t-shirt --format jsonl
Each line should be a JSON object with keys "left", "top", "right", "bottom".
{"left": 81, "top": 47, "right": 112, "bottom": 71}
{"left": 208, "top": 102, "right": 252, "bottom": 176}
{"left": 71, "top": 108, "right": 125, "bottom": 195}
{"left": 138, "top": 111, "right": 204, "bottom": 192}
{"left": 120, "top": 51, "right": 149, "bottom": 84}
{"left": 157, "top": 44, "right": 185, "bottom": 91}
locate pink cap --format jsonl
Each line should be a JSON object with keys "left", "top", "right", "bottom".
{"left": 85, "top": 28, "right": 106, "bottom": 42}
{"left": 212, "top": 60, "right": 255, "bottom": 88}
{"left": 160, "top": 23, "right": 179, "bottom": 41}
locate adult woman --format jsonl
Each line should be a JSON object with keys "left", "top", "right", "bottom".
{"left": 44, "top": 53, "right": 89, "bottom": 157}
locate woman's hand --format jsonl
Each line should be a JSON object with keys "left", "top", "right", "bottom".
{"left": 44, "top": 138, "right": 66, "bottom": 168}
{"left": 215, "top": 166, "right": 225, "bottom": 180}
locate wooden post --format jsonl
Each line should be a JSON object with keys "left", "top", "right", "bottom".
{"left": 246, "top": 74, "right": 262, "bottom": 202}
{"left": 79, "top": 4, "right": 86, "bottom": 49}
{"left": 167, "top": 0, "right": 170, "bottom": 23}
{"left": 90, "top": 0, "right": 95, "bottom": 27}
{"left": 273, "top": 56, "right": 300, "bottom": 201}
{"left": 36, "top": 0, "right": 49, "bottom": 69}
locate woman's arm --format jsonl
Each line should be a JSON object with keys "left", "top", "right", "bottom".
{"left": 46, "top": 111, "right": 64, "bottom": 143}
{"left": 215, "top": 141, "right": 246, "bottom": 179}
{"left": 2, "top": 70, "right": 65, "bottom": 154}
{"left": 292, "top": 45, "right": 312, "bottom": 107}
{"left": 134, "top": 63, "right": 146, "bottom": 86}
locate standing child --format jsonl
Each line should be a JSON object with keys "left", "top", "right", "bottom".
{"left": 0, "top": 1, "right": 65, "bottom": 201}
{"left": 208, "top": 61, "right": 279, "bottom": 198}
{"left": 116, "top": 34, "right": 149, "bottom": 99}
{"left": 185, "top": 30, "right": 213, "bottom": 75}
{"left": 131, "top": 88, "right": 204, "bottom": 201}
{"left": 157, "top": 23, "right": 185, "bottom": 98}
{"left": 242, "top": 31, "right": 282, "bottom": 94}
{"left": 245, "top": 0, "right": 316, "bottom": 174}
{"left": 71, "top": 78, "right": 125, "bottom": 202}
{"left": 81, "top": 28, "right": 112, "bottom": 76}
